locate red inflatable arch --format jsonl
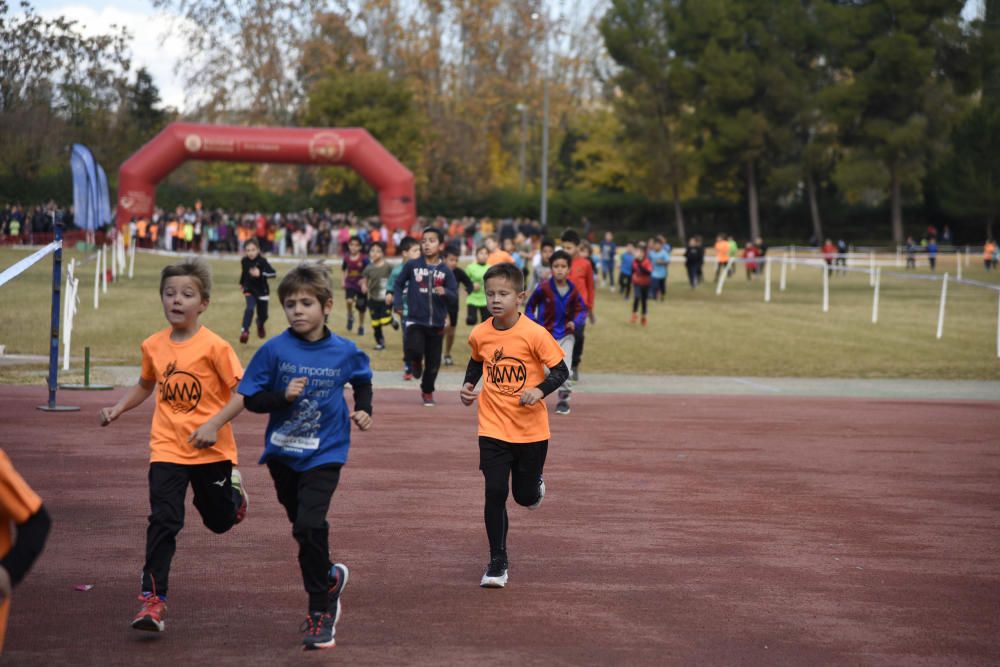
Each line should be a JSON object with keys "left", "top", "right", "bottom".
{"left": 115, "top": 122, "right": 416, "bottom": 232}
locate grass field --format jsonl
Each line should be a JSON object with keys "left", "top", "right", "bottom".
{"left": 1, "top": 246, "right": 999, "bottom": 383}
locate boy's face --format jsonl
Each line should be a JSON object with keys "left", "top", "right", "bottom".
{"left": 551, "top": 258, "right": 570, "bottom": 282}
{"left": 503, "top": 238, "right": 514, "bottom": 252}
{"left": 444, "top": 253, "right": 458, "bottom": 270}
{"left": 476, "top": 247, "right": 489, "bottom": 264}
{"left": 541, "top": 245, "right": 554, "bottom": 263}
{"left": 421, "top": 232, "right": 441, "bottom": 258}
{"left": 652, "top": 240, "right": 662, "bottom": 250}
{"left": 369, "top": 244, "right": 384, "bottom": 263}
{"left": 161, "top": 276, "right": 207, "bottom": 329}
{"left": 562, "top": 240, "right": 578, "bottom": 257}
{"left": 484, "top": 237, "right": 497, "bottom": 251}
{"left": 405, "top": 244, "right": 422, "bottom": 261}
{"left": 485, "top": 276, "right": 525, "bottom": 319}
{"left": 282, "top": 289, "right": 333, "bottom": 340}
{"left": 348, "top": 239, "right": 362, "bottom": 255}
{"left": 245, "top": 243, "right": 259, "bottom": 260}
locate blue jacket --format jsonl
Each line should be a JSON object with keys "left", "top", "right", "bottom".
{"left": 525, "top": 277, "right": 588, "bottom": 340}
{"left": 392, "top": 256, "right": 457, "bottom": 328}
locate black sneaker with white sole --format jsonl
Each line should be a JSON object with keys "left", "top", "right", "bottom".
{"left": 301, "top": 611, "right": 336, "bottom": 650}
{"left": 555, "top": 401, "right": 570, "bottom": 415}
{"left": 480, "top": 555, "right": 509, "bottom": 588}
{"left": 527, "top": 477, "right": 545, "bottom": 510}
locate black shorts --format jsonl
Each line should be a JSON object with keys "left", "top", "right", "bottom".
{"left": 345, "top": 287, "right": 367, "bottom": 311}
{"left": 447, "top": 306, "right": 459, "bottom": 328}
{"left": 478, "top": 436, "right": 548, "bottom": 472}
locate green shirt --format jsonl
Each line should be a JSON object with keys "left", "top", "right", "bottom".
{"left": 465, "top": 262, "right": 489, "bottom": 307}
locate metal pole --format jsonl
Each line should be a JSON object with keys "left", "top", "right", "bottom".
{"left": 540, "top": 53, "right": 549, "bottom": 228}
{"left": 822, "top": 264, "right": 829, "bottom": 313}
{"left": 872, "top": 268, "right": 881, "bottom": 324}
{"left": 779, "top": 252, "right": 787, "bottom": 291}
{"left": 84, "top": 346, "right": 91, "bottom": 386}
{"left": 38, "top": 223, "right": 78, "bottom": 411}
{"left": 764, "top": 257, "right": 771, "bottom": 302}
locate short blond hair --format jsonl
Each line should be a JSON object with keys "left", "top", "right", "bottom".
{"left": 160, "top": 257, "right": 212, "bottom": 300}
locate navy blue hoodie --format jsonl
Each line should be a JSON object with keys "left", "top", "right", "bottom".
{"left": 392, "top": 256, "right": 457, "bottom": 328}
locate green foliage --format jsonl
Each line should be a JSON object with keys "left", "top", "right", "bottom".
{"left": 935, "top": 105, "right": 1000, "bottom": 233}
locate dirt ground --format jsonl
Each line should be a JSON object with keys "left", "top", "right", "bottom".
{"left": 3, "top": 385, "right": 999, "bottom": 665}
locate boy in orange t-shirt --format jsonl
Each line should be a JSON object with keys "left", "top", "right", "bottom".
{"left": 100, "top": 257, "right": 248, "bottom": 634}
{"left": 460, "top": 263, "right": 568, "bottom": 589}
{"left": 0, "top": 449, "right": 51, "bottom": 654}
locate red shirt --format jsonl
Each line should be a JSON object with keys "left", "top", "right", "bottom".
{"left": 632, "top": 257, "right": 653, "bottom": 286}
{"left": 569, "top": 256, "right": 595, "bottom": 311}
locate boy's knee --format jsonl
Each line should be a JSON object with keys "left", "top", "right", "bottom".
{"left": 483, "top": 480, "right": 508, "bottom": 504}
{"left": 202, "top": 515, "right": 235, "bottom": 534}
{"left": 512, "top": 486, "right": 540, "bottom": 507}
{"left": 292, "top": 516, "right": 328, "bottom": 541}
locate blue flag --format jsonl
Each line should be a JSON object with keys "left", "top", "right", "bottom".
{"left": 69, "top": 144, "right": 111, "bottom": 231}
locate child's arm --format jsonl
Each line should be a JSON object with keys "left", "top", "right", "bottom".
{"left": 349, "top": 378, "right": 373, "bottom": 431}
{"left": 0, "top": 503, "right": 50, "bottom": 602}
{"left": 460, "top": 357, "right": 484, "bottom": 406}
{"left": 520, "top": 359, "right": 570, "bottom": 406}
{"left": 569, "top": 290, "right": 588, "bottom": 331}
{"left": 391, "top": 262, "right": 411, "bottom": 312}
{"left": 189, "top": 391, "right": 245, "bottom": 449}
{"left": 525, "top": 285, "right": 543, "bottom": 322}
{"left": 100, "top": 378, "right": 156, "bottom": 426}
{"left": 261, "top": 258, "right": 277, "bottom": 279}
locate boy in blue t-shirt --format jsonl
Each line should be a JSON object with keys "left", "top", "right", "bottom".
{"left": 618, "top": 242, "right": 635, "bottom": 299}
{"left": 648, "top": 235, "right": 671, "bottom": 300}
{"left": 599, "top": 231, "right": 617, "bottom": 290}
{"left": 238, "top": 262, "right": 373, "bottom": 651}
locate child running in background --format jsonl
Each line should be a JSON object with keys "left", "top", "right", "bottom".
{"left": 342, "top": 236, "right": 369, "bottom": 336}
{"left": 392, "top": 227, "right": 458, "bottom": 406}
{"left": 100, "top": 258, "right": 248, "bottom": 634}
{"left": 619, "top": 242, "right": 635, "bottom": 298}
{"left": 599, "top": 231, "right": 616, "bottom": 290}
{"left": 238, "top": 263, "right": 373, "bottom": 650}
{"left": 443, "top": 245, "right": 475, "bottom": 366}
{"left": 388, "top": 237, "right": 420, "bottom": 380}
{"left": 460, "top": 262, "right": 569, "bottom": 588}
{"left": 465, "top": 246, "right": 491, "bottom": 325}
{"left": 631, "top": 242, "right": 653, "bottom": 326}
{"left": 0, "top": 449, "right": 51, "bottom": 654}
{"left": 239, "top": 238, "right": 277, "bottom": 344}
{"left": 530, "top": 238, "right": 555, "bottom": 291}
{"left": 360, "top": 241, "right": 394, "bottom": 351}
{"left": 525, "top": 250, "right": 587, "bottom": 415}
{"left": 559, "top": 230, "right": 595, "bottom": 382}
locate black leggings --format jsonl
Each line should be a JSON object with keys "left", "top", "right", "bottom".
{"left": 405, "top": 324, "right": 444, "bottom": 393}
{"left": 686, "top": 264, "right": 699, "bottom": 287}
{"left": 479, "top": 437, "right": 547, "bottom": 559}
{"left": 632, "top": 284, "right": 649, "bottom": 315}
{"left": 618, "top": 273, "right": 632, "bottom": 298}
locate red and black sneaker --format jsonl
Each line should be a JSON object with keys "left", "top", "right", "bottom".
{"left": 239, "top": 329, "right": 250, "bottom": 344}
{"left": 256, "top": 322, "right": 266, "bottom": 339}
{"left": 132, "top": 594, "right": 167, "bottom": 632}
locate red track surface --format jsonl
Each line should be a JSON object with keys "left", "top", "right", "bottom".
{"left": 3, "top": 385, "right": 999, "bottom": 665}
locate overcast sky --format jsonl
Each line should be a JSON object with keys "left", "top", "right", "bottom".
{"left": 28, "top": 0, "right": 986, "bottom": 113}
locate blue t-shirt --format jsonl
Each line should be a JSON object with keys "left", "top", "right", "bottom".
{"left": 238, "top": 329, "right": 372, "bottom": 471}
{"left": 648, "top": 247, "right": 671, "bottom": 279}
{"left": 620, "top": 251, "right": 635, "bottom": 275}
{"left": 600, "top": 240, "right": 617, "bottom": 264}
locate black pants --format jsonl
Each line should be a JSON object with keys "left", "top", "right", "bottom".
{"left": 686, "top": 264, "right": 699, "bottom": 287}
{"left": 369, "top": 301, "right": 391, "bottom": 345}
{"left": 466, "top": 304, "right": 489, "bottom": 326}
{"left": 405, "top": 324, "right": 444, "bottom": 393}
{"left": 242, "top": 294, "right": 269, "bottom": 331}
{"left": 571, "top": 322, "right": 585, "bottom": 371}
{"left": 268, "top": 461, "right": 342, "bottom": 613}
{"left": 632, "top": 284, "right": 649, "bottom": 315}
{"left": 618, "top": 273, "right": 631, "bottom": 298}
{"left": 143, "top": 461, "right": 241, "bottom": 597}
{"left": 479, "top": 437, "right": 547, "bottom": 559}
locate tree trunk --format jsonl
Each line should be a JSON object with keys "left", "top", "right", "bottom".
{"left": 890, "top": 162, "right": 903, "bottom": 245}
{"left": 671, "top": 180, "right": 686, "bottom": 242}
{"left": 747, "top": 160, "right": 761, "bottom": 240}
{"left": 806, "top": 171, "right": 823, "bottom": 243}
{"left": 988, "top": 214, "right": 995, "bottom": 241}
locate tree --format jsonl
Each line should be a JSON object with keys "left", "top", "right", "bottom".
{"left": 936, "top": 106, "right": 1000, "bottom": 238}
{"left": 823, "top": 1, "right": 969, "bottom": 244}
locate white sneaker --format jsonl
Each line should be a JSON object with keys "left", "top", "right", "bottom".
{"left": 480, "top": 556, "right": 509, "bottom": 588}
{"left": 527, "top": 478, "right": 545, "bottom": 510}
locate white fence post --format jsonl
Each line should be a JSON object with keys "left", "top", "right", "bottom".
{"left": 128, "top": 236, "right": 136, "bottom": 279}
{"left": 716, "top": 261, "right": 730, "bottom": 296}
{"left": 936, "top": 272, "right": 949, "bottom": 339}
{"left": 101, "top": 245, "right": 108, "bottom": 293}
{"left": 93, "top": 248, "right": 101, "bottom": 309}
{"left": 822, "top": 264, "right": 829, "bottom": 313}
{"left": 764, "top": 258, "right": 772, "bottom": 303}
{"left": 869, "top": 251, "right": 875, "bottom": 286}
{"left": 871, "top": 268, "right": 881, "bottom": 324}
{"left": 956, "top": 251, "right": 962, "bottom": 281}
{"left": 790, "top": 245, "right": 796, "bottom": 271}
{"left": 780, "top": 253, "right": 788, "bottom": 291}
{"left": 896, "top": 246, "right": 902, "bottom": 268}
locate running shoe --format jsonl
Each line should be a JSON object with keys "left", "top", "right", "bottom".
{"left": 347, "top": 316, "right": 354, "bottom": 332}
{"left": 301, "top": 611, "right": 336, "bottom": 650}
{"left": 480, "top": 556, "right": 509, "bottom": 588}
{"left": 357, "top": 325, "right": 364, "bottom": 336}
{"left": 443, "top": 355, "right": 454, "bottom": 366}
{"left": 555, "top": 401, "right": 570, "bottom": 415}
{"left": 527, "top": 477, "right": 546, "bottom": 510}
{"left": 232, "top": 468, "right": 248, "bottom": 524}
{"left": 421, "top": 392, "right": 435, "bottom": 407}
{"left": 239, "top": 329, "right": 249, "bottom": 344}
{"left": 132, "top": 594, "right": 167, "bottom": 632}
{"left": 256, "top": 322, "right": 266, "bottom": 338}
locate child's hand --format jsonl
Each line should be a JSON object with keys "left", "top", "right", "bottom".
{"left": 460, "top": 382, "right": 479, "bottom": 406}
{"left": 99, "top": 406, "right": 119, "bottom": 427}
{"left": 188, "top": 423, "right": 219, "bottom": 449}
{"left": 351, "top": 411, "right": 372, "bottom": 431}
{"left": 566, "top": 321, "right": 575, "bottom": 332}
{"left": 433, "top": 286, "right": 445, "bottom": 295}
{"left": 588, "top": 311, "right": 597, "bottom": 325}
{"left": 472, "top": 282, "right": 481, "bottom": 292}
{"left": 285, "top": 376, "right": 308, "bottom": 401}
{"left": 385, "top": 293, "right": 394, "bottom": 306}
{"left": 249, "top": 267, "right": 261, "bottom": 277}
{"left": 519, "top": 388, "right": 543, "bottom": 406}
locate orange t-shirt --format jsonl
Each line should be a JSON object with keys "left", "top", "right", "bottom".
{"left": 0, "top": 450, "right": 43, "bottom": 652}
{"left": 140, "top": 326, "right": 243, "bottom": 465}
{"left": 487, "top": 249, "right": 516, "bottom": 266}
{"left": 985, "top": 242, "right": 996, "bottom": 260}
{"left": 715, "top": 240, "right": 730, "bottom": 263}
{"left": 468, "top": 314, "right": 565, "bottom": 443}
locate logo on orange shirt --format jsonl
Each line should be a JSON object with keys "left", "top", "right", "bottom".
{"left": 161, "top": 362, "right": 203, "bottom": 413}
{"left": 485, "top": 347, "right": 526, "bottom": 395}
